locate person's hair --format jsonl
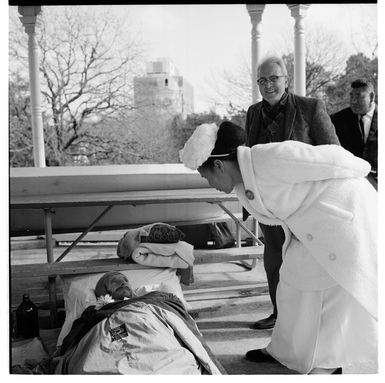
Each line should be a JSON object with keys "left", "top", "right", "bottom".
{"left": 199, "top": 121, "right": 246, "bottom": 170}
{"left": 257, "top": 55, "right": 288, "bottom": 78}
{"left": 351, "top": 79, "right": 374, "bottom": 93}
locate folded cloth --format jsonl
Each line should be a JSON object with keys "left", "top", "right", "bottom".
{"left": 117, "top": 223, "right": 187, "bottom": 259}
{"left": 131, "top": 241, "right": 195, "bottom": 269}
{"left": 117, "top": 224, "right": 156, "bottom": 260}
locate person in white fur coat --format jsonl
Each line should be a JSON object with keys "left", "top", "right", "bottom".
{"left": 179, "top": 121, "right": 377, "bottom": 375}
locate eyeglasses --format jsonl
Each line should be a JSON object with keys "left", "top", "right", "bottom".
{"left": 257, "top": 75, "right": 286, "bottom": 86}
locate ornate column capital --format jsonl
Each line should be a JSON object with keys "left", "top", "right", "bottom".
{"left": 287, "top": 4, "right": 310, "bottom": 18}
{"left": 246, "top": 4, "right": 266, "bottom": 23}
{"left": 18, "top": 6, "right": 42, "bottom": 34}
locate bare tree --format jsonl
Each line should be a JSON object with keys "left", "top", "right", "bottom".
{"left": 206, "top": 60, "right": 251, "bottom": 115}
{"left": 293, "top": 27, "right": 347, "bottom": 99}
{"left": 9, "top": 6, "right": 145, "bottom": 165}
{"left": 9, "top": 75, "right": 34, "bottom": 167}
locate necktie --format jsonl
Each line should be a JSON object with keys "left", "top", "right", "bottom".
{"left": 359, "top": 115, "right": 366, "bottom": 142}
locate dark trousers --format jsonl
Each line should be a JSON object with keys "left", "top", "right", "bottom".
{"left": 259, "top": 223, "right": 285, "bottom": 317}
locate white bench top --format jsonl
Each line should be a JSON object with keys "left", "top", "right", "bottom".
{"left": 11, "top": 188, "right": 238, "bottom": 209}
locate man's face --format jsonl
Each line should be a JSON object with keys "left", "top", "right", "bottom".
{"left": 350, "top": 88, "right": 373, "bottom": 115}
{"left": 105, "top": 273, "right": 132, "bottom": 300}
{"left": 258, "top": 62, "right": 288, "bottom": 106}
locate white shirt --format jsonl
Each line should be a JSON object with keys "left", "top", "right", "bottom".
{"left": 361, "top": 102, "right": 376, "bottom": 143}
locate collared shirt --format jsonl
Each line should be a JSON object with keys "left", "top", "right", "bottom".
{"left": 360, "top": 102, "right": 376, "bottom": 143}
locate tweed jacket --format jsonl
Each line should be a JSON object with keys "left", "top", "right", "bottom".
{"left": 234, "top": 142, "right": 377, "bottom": 319}
{"left": 245, "top": 93, "right": 340, "bottom": 146}
{"left": 330, "top": 105, "right": 378, "bottom": 175}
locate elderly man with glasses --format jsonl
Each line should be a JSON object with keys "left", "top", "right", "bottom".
{"left": 243, "top": 56, "right": 340, "bottom": 340}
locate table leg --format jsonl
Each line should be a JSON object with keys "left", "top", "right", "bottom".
{"left": 216, "top": 203, "right": 261, "bottom": 270}
{"left": 236, "top": 223, "right": 241, "bottom": 248}
{"left": 252, "top": 218, "right": 258, "bottom": 246}
{"left": 43, "top": 208, "right": 57, "bottom": 328}
{"left": 55, "top": 205, "right": 113, "bottom": 263}
{"left": 217, "top": 203, "right": 263, "bottom": 245}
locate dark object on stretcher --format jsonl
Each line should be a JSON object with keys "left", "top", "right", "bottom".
{"left": 176, "top": 222, "right": 235, "bottom": 249}
{"left": 140, "top": 224, "right": 186, "bottom": 243}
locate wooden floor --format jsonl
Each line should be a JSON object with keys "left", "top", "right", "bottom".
{"left": 10, "top": 241, "right": 378, "bottom": 375}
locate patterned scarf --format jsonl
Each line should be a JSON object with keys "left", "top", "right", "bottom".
{"left": 259, "top": 92, "right": 289, "bottom": 143}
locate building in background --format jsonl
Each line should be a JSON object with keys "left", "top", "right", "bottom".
{"left": 134, "top": 57, "right": 194, "bottom": 120}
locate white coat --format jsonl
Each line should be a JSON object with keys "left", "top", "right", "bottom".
{"left": 234, "top": 141, "right": 377, "bottom": 320}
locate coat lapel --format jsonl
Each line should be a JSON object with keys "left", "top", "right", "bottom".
{"left": 283, "top": 93, "right": 297, "bottom": 140}
{"left": 236, "top": 146, "right": 292, "bottom": 255}
{"left": 247, "top": 103, "right": 262, "bottom": 146}
{"left": 369, "top": 105, "right": 378, "bottom": 135}
{"left": 236, "top": 146, "right": 277, "bottom": 220}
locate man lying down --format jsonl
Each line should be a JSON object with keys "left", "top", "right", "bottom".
{"left": 54, "top": 271, "right": 221, "bottom": 375}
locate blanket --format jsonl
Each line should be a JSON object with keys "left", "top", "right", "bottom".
{"left": 131, "top": 241, "right": 194, "bottom": 268}
{"left": 117, "top": 223, "right": 195, "bottom": 269}
{"left": 55, "top": 292, "right": 221, "bottom": 374}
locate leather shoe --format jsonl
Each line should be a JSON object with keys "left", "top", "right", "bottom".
{"left": 253, "top": 313, "right": 276, "bottom": 329}
{"left": 245, "top": 349, "right": 278, "bottom": 363}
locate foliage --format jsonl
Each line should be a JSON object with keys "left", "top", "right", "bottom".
{"left": 9, "top": 76, "right": 35, "bottom": 167}
{"left": 171, "top": 111, "right": 222, "bottom": 153}
{"left": 69, "top": 116, "right": 149, "bottom": 165}
{"left": 170, "top": 110, "right": 248, "bottom": 162}
{"left": 283, "top": 53, "right": 339, "bottom": 101}
{"left": 225, "top": 103, "right": 247, "bottom": 128}
{"left": 281, "top": 52, "right": 377, "bottom": 114}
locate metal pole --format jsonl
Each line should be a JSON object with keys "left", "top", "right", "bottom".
{"left": 43, "top": 208, "right": 57, "bottom": 328}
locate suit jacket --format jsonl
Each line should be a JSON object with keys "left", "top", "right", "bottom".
{"left": 330, "top": 106, "right": 378, "bottom": 177}
{"left": 245, "top": 93, "right": 340, "bottom": 146}
{"left": 235, "top": 142, "right": 377, "bottom": 319}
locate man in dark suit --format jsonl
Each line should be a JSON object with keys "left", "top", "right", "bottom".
{"left": 331, "top": 79, "right": 377, "bottom": 189}
{"left": 244, "top": 56, "right": 340, "bottom": 336}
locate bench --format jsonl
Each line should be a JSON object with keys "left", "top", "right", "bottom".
{"left": 11, "top": 247, "right": 264, "bottom": 279}
{"left": 10, "top": 187, "right": 264, "bottom": 326}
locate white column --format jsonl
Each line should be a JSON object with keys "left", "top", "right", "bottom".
{"left": 246, "top": 4, "right": 266, "bottom": 104}
{"left": 287, "top": 4, "right": 310, "bottom": 96}
{"left": 18, "top": 6, "right": 46, "bottom": 167}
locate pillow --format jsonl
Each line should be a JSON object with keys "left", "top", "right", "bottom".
{"left": 57, "top": 268, "right": 191, "bottom": 347}
{"left": 141, "top": 224, "right": 186, "bottom": 243}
